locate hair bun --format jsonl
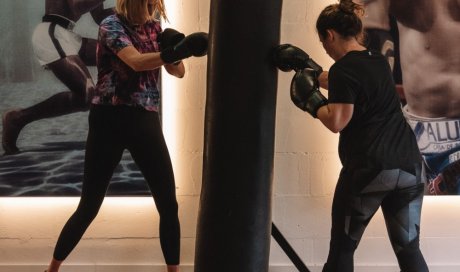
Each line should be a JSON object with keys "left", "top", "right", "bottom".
{"left": 338, "top": 0, "right": 357, "bottom": 15}
{"left": 339, "top": 0, "right": 365, "bottom": 18}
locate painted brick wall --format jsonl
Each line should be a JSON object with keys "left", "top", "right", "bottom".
{"left": 1, "top": 1, "right": 459, "bottom": 271}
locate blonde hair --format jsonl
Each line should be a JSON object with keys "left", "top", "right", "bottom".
{"left": 116, "top": 0, "right": 168, "bottom": 25}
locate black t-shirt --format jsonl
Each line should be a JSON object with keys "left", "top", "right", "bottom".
{"left": 328, "top": 50, "right": 421, "bottom": 171}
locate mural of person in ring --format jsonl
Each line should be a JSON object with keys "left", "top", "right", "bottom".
{"left": 354, "top": 0, "right": 460, "bottom": 195}
{"left": 2, "top": 0, "right": 114, "bottom": 155}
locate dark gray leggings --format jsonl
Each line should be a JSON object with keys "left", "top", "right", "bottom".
{"left": 53, "top": 105, "right": 180, "bottom": 265}
{"left": 323, "top": 164, "right": 429, "bottom": 272}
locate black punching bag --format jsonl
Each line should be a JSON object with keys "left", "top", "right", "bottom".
{"left": 194, "top": 0, "right": 283, "bottom": 271}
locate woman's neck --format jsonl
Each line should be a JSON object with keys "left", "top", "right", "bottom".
{"left": 336, "top": 39, "right": 366, "bottom": 60}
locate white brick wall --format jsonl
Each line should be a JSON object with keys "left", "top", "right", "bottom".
{"left": 1, "top": 0, "right": 460, "bottom": 271}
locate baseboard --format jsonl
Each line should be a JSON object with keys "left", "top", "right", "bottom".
{"left": 269, "top": 265, "right": 460, "bottom": 272}
{"left": 0, "top": 264, "right": 193, "bottom": 272}
{"left": 1, "top": 264, "right": 459, "bottom": 272}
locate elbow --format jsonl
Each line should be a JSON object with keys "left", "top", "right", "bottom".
{"left": 170, "top": 71, "right": 184, "bottom": 78}
{"left": 131, "top": 66, "right": 143, "bottom": 72}
{"left": 320, "top": 113, "right": 349, "bottom": 133}
{"left": 121, "top": 57, "right": 143, "bottom": 72}
{"left": 332, "top": 122, "right": 347, "bottom": 133}
{"left": 165, "top": 64, "right": 185, "bottom": 78}
{"left": 129, "top": 61, "right": 144, "bottom": 72}
{"left": 328, "top": 126, "right": 341, "bottom": 134}
{"left": 176, "top": 70, "right": 185, "bottom": 78}
{"left": 318, "top": 103, "right": 352, "bottom": 133}
{"left": 325, "top": 122, "right": 345, "bottom": 133}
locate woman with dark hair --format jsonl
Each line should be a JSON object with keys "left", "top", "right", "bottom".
{"left": 274, "top": 1, "right": 429, "bottom": 271}
{"left": 44, "top": 0, "right": 207, "bottom": 271}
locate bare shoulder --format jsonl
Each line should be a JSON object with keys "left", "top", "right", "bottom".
{"left": 389, "top": 0, "right": 434, "bottom": 32}
{"left": 45, "top": 0, "right": 72, "bottom": 18}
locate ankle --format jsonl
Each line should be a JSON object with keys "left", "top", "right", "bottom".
{"left": 167, "top": 264, "right": 179, "bottom": 272}
{"left": 47, "top": 258, "right": 63, "bottom": 272}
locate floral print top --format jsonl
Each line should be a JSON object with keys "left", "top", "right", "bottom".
{"left": 93, "top": 14, "right": 162, "bottom": 111}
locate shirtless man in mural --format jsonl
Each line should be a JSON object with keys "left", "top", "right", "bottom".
{"left": 1, "top": 0, "right": 113, "bottom": 155}
{"left": 372, "top": 0, "right": 460, "bottom": 194}
{"left": 354, "top": 0, "right": 403, "bottom": 99}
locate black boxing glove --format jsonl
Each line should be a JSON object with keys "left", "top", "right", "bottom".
{"left": 273, "top": 44, "right": 323, "bottom": 74}
{"left": 160, "top": 32, "right": 208, "bottom": 64}
{"left": 291, "top": 68, "right": 328, "bottom": 118}
{"left": 158, "top": 28, "right": 185, "bottom": 50}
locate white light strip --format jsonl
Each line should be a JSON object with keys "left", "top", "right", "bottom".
{"left": 2, "top": 195, "right": 460, "bottom": 207}
{"left": 0, "top": 197, "right": 155, "bottom": 207}
{"left": 0, "top": 197, "right": 79, "bottom": 207}
{"left": 161, "top": 0, "right": 182, "bottom": 168}
{"left": 424, "top": 195, "right": 460, "bottom": 205}
{"left": 161, "top": 71, "right": 179, "bottom": 164}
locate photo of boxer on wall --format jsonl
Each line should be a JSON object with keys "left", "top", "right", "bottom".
{"left": 357, "top": 0, "right": 460, "bottom": 195}
{"left": 0, "top": 0, "right": 151, "bottom": 196}
{"left": 2, "top": 0, "right": 459, "bottom": 196}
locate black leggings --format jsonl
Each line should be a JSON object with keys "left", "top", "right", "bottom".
{"left": 323, "top": 165, "right": 428, "bottom": 272}
{"left": 53, "top": 105, "right": 180, "bottom": 265}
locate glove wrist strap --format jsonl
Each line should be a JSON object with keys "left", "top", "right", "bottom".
{"left": 305, "top": 91, "right": 328, "bottom": 118}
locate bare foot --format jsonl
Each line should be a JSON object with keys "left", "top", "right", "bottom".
{"left": 2, "top": 109, "right": 25, "bottom": 155}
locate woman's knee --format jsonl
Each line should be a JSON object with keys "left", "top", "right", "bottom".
{"left": 159, "top": 199, "right": 178, "bottom": 215}
{"left": 73, "top": 202, "right": 102, "bottom": 223}
{"left": 395, "top": 239, "right": 428, "bottom": 272}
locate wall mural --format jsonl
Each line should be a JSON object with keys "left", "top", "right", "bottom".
{"left": 359, "top": 0, "right": 460, "bottom": 195}
{"left": 0, "top": 0, "right": 150, "bottom": 196}
{"left": 1, "top": 0, "right": 459, "bottom": 196}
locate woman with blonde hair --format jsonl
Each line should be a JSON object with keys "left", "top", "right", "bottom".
{"left": 44, "top": 1, "right": 207, "bottom": 271}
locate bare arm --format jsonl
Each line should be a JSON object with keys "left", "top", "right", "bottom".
{"left": 315, "top": 71, "right": 353, "bottom": 132}
{"left": 389, "top": 0, "right": 434, "bottom": 32}
{"left": 164, "top": 62, "right": 185, "bottom": 78}
{"left": 317, "top": 103, "right": 354, "bottom": 133}
{"left": 117, "top": 46, "right": 185, "bottom": 77}
{"left": 318, "top": 71, "right": 329, "bottom": 90}
{"left": 89, "top": 3, "right": 115, "bottom": 25}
